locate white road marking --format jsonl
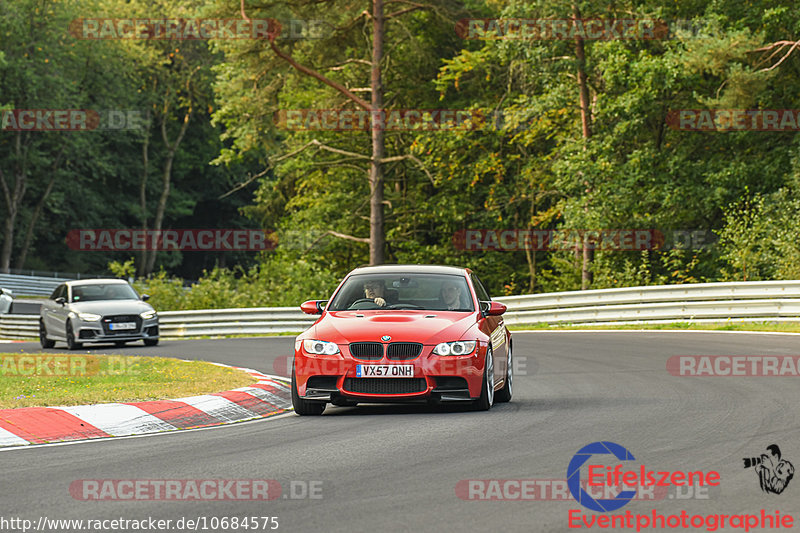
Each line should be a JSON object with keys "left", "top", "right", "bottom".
{"left": 60, "top": 404, "right": 177, "bottom": 436}
{"left": 172, "top": 394, "right": 262, "bottom": 423}
{"left": 0, "top": 427, "right": 30, "bottom": 446}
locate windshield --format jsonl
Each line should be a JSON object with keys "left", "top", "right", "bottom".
{"left": 328, "top": 273, "right": 474, "bottom": 312}
{"left": 70, "top": 283, "right": 139, "bottom": 303}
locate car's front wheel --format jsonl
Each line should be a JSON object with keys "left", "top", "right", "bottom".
{"left": 495, "top": 342, "right": 512, "bottom": 403}
{"left": 65, "top": 320, "right": 82, "bottom": 350}
{"left": 144, "top": 339, "right": 159, "bottom": 346}
{"left": 291, "top": 369, "right": 325, "bottom": 416}
{"left": 39, "top": 320, "right": 55, "bottom": 349}
{"left": 471, "top": 345, "right": 494, "bottom": 411}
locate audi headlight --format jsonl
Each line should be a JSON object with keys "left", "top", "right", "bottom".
{"left": 140, "top": 310, "right": 157, "bottom": 319}
{"left": 303, "top": 339, "right": 340, "bottom": 355}
{"left": 433, "top": 341, "right": 477, "bottom": 356}
{"left": 78, "top": 313, "right": 101, "bottom": 322}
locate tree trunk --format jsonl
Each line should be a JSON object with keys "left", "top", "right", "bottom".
{"left": 525, "top": 199, "right": 536, "bottom": 292}
{"left": 369, "top": 0, "right": 386, "bottom": 265}
{"left": 16, "top": 148, "right": 65, "bottom": 269}
{"left": 138, "top": 109, "right": 151, "bottom": 276}
{"left": 16, "top": 176, "right": 55, "bottom": 270}
{"left": 0, "top": 207, "right": 17, "bottom": 274}
{"left": 144, "top": 110, "right": 190, "bottom": 275}
{"left": 0, "top": 134, "right": 28, "bottom": 273}
{"left": 573, "top": 3, "right": 594, "bottom": 289}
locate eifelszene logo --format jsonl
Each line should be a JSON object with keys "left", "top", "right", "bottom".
{"left": 743, "top": 444, "right": 794, "bottom": 494}
{"left": 566, "top": 441, "right": 721, "bottom": 512}
{"left": 567, "top": 441, "right": 638, "bottom": 512}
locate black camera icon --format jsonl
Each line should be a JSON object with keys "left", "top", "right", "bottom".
{"left": 743, "top": 455, "right": 765, "bottom": 469}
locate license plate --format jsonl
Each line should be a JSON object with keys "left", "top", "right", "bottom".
{"left": 356, "top": 365, "right": 414, "bottom": 378}
{"left": 109, "top": 322, "right": 136, "bottom": 331}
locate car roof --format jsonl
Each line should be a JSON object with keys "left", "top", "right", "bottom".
{"left": 347, "top": 265, "right": 470, "bottom": 276}
{"left": 65, "top": 278, "right": 129, "bottom": 287}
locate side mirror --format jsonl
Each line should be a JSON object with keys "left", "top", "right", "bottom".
{"left": 481, "top": 301, "right": 507, "bottom": 316}
{"left": 55, "top": 297, "right": 66, "bottom": 305}
{"left": 141, "top": 294, "right": 150, "bottom": 301}
{"left": 1, "top": 288, "right": 12, "bottom": 297}
{"left": 300, "top": 300, "right": 326, "bottom": 315}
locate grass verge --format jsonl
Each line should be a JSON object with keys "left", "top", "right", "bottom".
{"left": 0, "top": 354, "right": 256, "bottom": 408}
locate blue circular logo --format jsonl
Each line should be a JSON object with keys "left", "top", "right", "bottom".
{"left": 381, "top": 335, "right": 391, "bottom": 342}
{"left": 567, "top": 441, "right": 637, "bottom": 512}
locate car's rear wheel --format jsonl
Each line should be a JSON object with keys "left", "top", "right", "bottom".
{"left": 291, "top": 369, "right": 326, "bottom": 416}
{"left": 471, "top": 345, "right": 494, "bottom": 411}
{"left": 65, "top": 320, "right": 82, "bottom": 350}
{"left": 144, "top": 339, "right": 159, "bottom": 346}
{"left": 495, "top": 342, "right": 512, "bottom": 403}
{"left": 39, "top": 320, "right": 55, "bottom": 349}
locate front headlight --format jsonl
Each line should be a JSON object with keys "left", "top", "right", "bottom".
{"left": 140, "top": 310, "right": 157, "bottom": 319}
{"left": 303, "top": 339, "right": 340, "bottom": 355}
{"left": 433, "top": 341, "right": 477, "bottom": 356}
{"left": 78, "top": 312, "right": 101, "bottom": 322}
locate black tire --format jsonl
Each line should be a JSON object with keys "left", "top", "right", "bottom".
{"left": 495, "top": 342, "right": 513, "bottom": 403}
{"left": 291, "top": 369, "right": 326, "bottom": 416}
{"left": 65, "top": 320, "right": 82, "bottom": 350}
{"left": 143, "top": 338, "right": 159, "bottom": 346}
{"left": 39, "top": 320, "right": 55, "bottom": 349}
{"left": 471, "top": 346, "right": 494, "bottom": 411}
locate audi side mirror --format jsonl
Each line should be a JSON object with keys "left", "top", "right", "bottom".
{"left": 55, "top": 297, "right": 66, "bottom": 305}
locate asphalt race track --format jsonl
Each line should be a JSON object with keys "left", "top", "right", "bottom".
{"left": 4, "top": 332, "right": 800, "bottom": 532}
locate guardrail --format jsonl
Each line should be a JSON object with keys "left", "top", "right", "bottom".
{"left": 496, "top": 280, "right": 800, "bottom": 325}
{"left": 0, "top": 308, "right": 316, "bottom": 340}
{"left": 2, "top": 280, "right": 800, "bottom": 339}
{"left": 0, "top": 273, "right": 71, "bottom": 297}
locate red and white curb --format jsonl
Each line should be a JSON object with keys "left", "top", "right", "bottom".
{"left": 0, "top": 366, "right": 292, "bottom": 448}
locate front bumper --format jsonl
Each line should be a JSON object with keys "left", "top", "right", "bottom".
{"left": 294, "top": 342, "right": 487, "bottom": 402}
{"left": 74, "top": 318, "right": 159, "bottom": 343}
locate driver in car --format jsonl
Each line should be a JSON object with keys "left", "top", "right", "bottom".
{"left": 363, "top": 280, "right": 394, "bottom": 307}
{"left": 441, "top": 281, "right": 463, "bottom": 310}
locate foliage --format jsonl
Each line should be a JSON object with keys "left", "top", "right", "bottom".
{"left": 6, "top": 0, "right": 800, "bottom": 307}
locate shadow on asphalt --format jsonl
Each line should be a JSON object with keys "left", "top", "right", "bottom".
{"left": 321, "top": 401, "right": 520, "bottom": 416}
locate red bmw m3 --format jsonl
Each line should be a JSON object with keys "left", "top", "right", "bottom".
{"left": 291, "top": 265, "right": 512, "bottom": 415}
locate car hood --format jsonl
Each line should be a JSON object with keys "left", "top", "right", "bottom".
{"left": 68, "top": 300, "right": 154, "bottom": 316}
{"left": 308, "top": 311, "right": 477, "bottom": 344}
